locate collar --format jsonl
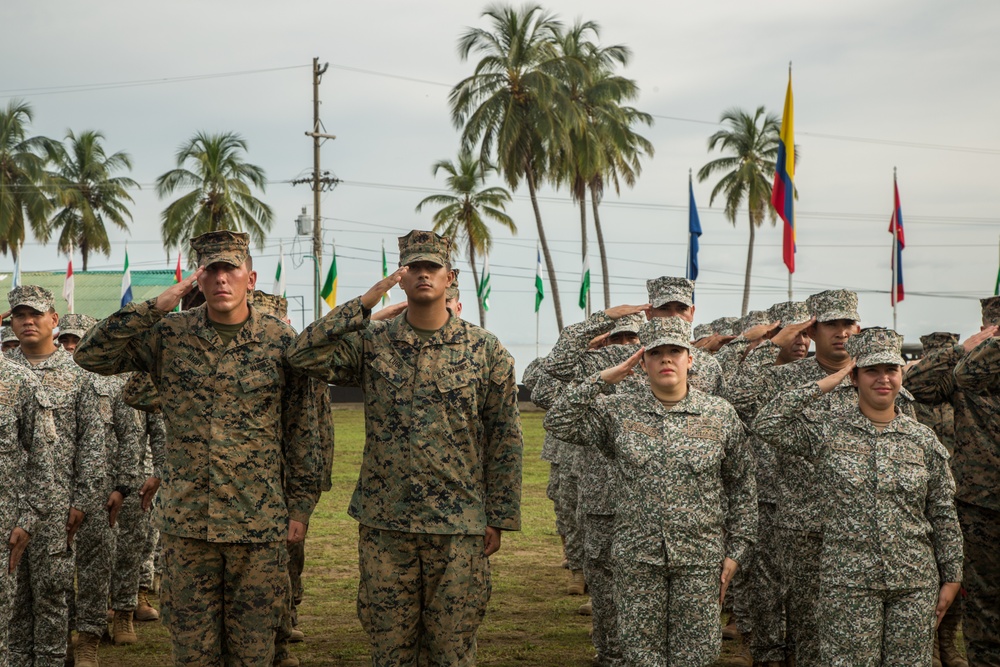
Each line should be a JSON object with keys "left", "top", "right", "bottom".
{"left": 190, "top": 304, "right": 266, "bottom": 349}
{"left": 386, "top": 311, "right": 464, "bottom": 347}
{"left": 636, "top": 386, "right": 704, "bottom": 418}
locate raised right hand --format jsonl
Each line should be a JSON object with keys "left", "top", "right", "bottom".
{"left": 604, "top": 303, "right": 651, "bottom": 320}
{"left": 361, "top": 267, "right": 407, "bottom": 310}
{"left": 771, "top": 317, "right": 815, "bottom": 348}
{"left": 599, "top": 347, "right": 645, "bottom": 385}
{"left": 154, "top": 268, "right": 203, "bottom": 313}
{"left": 816, "top": 361, "right": 855, "bottom": 394}
{"left": 962, "top": 325, "right": 999, "bottom": 353}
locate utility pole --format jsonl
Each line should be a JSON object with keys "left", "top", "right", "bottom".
{"left": 292, "top": 57, "right": 339, "bottom": 321}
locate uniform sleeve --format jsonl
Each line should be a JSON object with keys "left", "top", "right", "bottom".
{"left": 724, "top": 341, "right": 781, "bottom": 423}
{"left": 110, "top": 386, "right": 145, "bottom": 490}
{"left": 529, "top": 366, "right": 566, "bottom": 410}
{"left": 543, "top": 375, "right": 616, "bottom": 459}
{"left": 922, "top": 436, "right": 964, "bottom": 583}
{"left": 480, "top": 346, "right": 524, "bottom": 531}
{"left": 714, "top": 336, "right": 752, "bottom": 383}
{"left": 286, "top": 296, "right": 367, "bottom": 385}
{"left": 954, "top": 337, "right": 1000, "bottom": 395}
{"left": 18, "top": 383, "right": 57, "bottom": 535}
{"left": 904, "top": 344, "right": 961, "bottom": 405}
{"left": 521, "top": 358, "right": 542, "bottom": 393}
{"left": 753, "top": 383, "right": 826, "bottom": 459}
{"left": 74, "top": 299, "right": 165, "bottom": 377}
{"left": 281, "top": 362, "right": 322, "bottom": 525}
{"left": 314, "top": 380, "right": 335, "bottom": 494}
{"left": 73, "top": 377, "right": 109, "bottom": 515}
{"left": 146, "top": 413, "right": 167, "bottom": 480}
{"left": 544, "top": 311, "right": 615, "bottom": 382}
{"left": 720, "top": 416, "right": 757, "bottom": 565}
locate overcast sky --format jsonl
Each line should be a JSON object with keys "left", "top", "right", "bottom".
{"left": 4, "top": 0, "right": 999, "bottom": 371}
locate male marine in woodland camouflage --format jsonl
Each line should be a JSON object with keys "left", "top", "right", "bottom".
{"left": 906, "top": 297, "right": 1000, "bottom": 666}
{"left": 288, "top": 230, "right": 523, "bottom": 665}
{"left": 74, "top": 231, "right": 320, "bottom": 665}
{"left": 6, "top": 286, "right": 104, "bottom": 667}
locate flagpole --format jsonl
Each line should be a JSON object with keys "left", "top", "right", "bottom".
{"left": 892, "top": 167, "right": 899, "bottom": 331}
{"left": 536, "top": 241, "right": 541, "bottom": 359}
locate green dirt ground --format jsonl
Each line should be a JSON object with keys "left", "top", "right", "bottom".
{"left": 96, "top": 408, "right": 748, "bottom": 666}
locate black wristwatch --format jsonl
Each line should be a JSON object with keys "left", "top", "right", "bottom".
{"left": 114, "top": 485, "right": 131, "bottom": 499}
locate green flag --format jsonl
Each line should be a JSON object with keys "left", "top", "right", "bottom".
{"left": 579, "top": 256, "right": 590, "bottom": 310}
{"left": 995, "top": 264, "right": 999, "bottom": 296}
{"left": 321, "top": 248, "right": 338, "bottom": 309}
{"left": 381, "top": 240, "right": 390, "bottom": 305}
{"left": 534, "top": 248, "right": 544, "bottom": 313}
{"left": 478, "top": 254, "right": 491, "bottom": 312}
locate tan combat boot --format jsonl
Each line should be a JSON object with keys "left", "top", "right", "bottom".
{"left": 932, "top": 634, "right": 943, "bottom": 667}
{"left": 74, "top": 631, "right": 101, "bottom": 667}
{"left": 567, "top": 569, "right": 586, "bottom": 595}
{"left": 134, "top": 589, "right": 160, "bottom": 622}
{"left": 578, "top": 600, "right": 592, "bottom": 616}
{"left": 289, "top": 627, "right": 305, "bottom": 642}
{"left": 560, "top": 534, "right": 568, "bottom": 569}
{"left": 938, "top": 615, "right": 969, "bottom": 667}
{"left": 112, "top": 611, "right": 138, "bottom": 645}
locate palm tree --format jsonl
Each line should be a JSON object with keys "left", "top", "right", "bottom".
{"left": 416, "top": 151, "right": 516, "bottom": 327}
{"left": 697, "top": 106, "right": 785, "bottom": 316}
{"left": 450, "top": 3, "right": 575, "bottom": 331}
{"left": 48, "top": 130, "right": 137, "bottom": 270}
{"left": 156, "top": 131, "right": 272, "bottom": 262}
{"left": 0, "top": 99, "right": 58, "bottom": 261}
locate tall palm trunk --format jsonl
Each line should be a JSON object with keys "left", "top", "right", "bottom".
{"left": 579, "top": 197, "right": 589, "bottom": 317}
{"left": 468, "top": 238, "right": 485, "bottom": 327}
{"left": 590, "top": 184, "right": 611, "bottom": 309}
{"left": 742, "top": 210, "right": 756, "bottom": 317}
{"left": 81, "top": 237, "right": 89, "bottom": 271}
{"left": 526, "top": 162, "right": 564, "bottom": 332}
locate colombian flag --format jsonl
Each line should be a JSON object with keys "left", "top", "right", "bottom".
{"left": 772, "top": 71, "right": 795, "bottom": 273}
{"left": 889, "top": 180, "right": 905, "bottom": 305}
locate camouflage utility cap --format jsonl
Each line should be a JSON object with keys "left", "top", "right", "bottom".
{"left": 981, "top": 296, "right": 1000, "bottom": 326}
{"left": 768, "top": 300, "right": 811, "bottom": 327}
{"left": 920, "top": 331, "right": 959, "bottom": 352}
{"left": 0, "top": 325, "right": 16, "bottom": 343}
{"left": 646, "top": 276, "right": 694, "bottom": 308}
{"left": 807, "top": 289, "right": 859, "bottom": 323}
{"left": 446, "top": 268, "right": 460, "bottom": 301}
{"left": 639, "top": 316, "right": 692, "bottom": 351}
{"left": 7, "top": 285, "right": 55, "bottom": 313}
{"left": 610, "top": 313, "right": 644, "bottom": 338}
{"left": 250, "top": 290, "right": 288, "bottom": 319}
{"left": 398, "top": 230, "right": 451, "bottom": 267}
{"left": 693, "top": 323, "right": 714, "bottom": 340}
{"left": 58, "top": 313, "right": 98, "bottom": 339}
{"left": 737, "top": 310, "right": 771, "bottom": 332}
{"left": 847, "top": 327, "right": 904, "bottom": 367}
{"left": 710, "top": 316, "right": 739, "bottom": 336}
{"left": 190, "top": 230, "right": 250, "bottom": 268}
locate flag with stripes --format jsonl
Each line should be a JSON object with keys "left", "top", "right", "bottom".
{"left": 63, "top": 255, "right": 74, "bottom": 313}
{"left": 579, "top": 256, "right": 590, "bottom": 310}
{"left": 534, "top": 249, "right": 544, "bottom": 313}
{"left": 321, "top": 248, "right": 338, "bottom": 309}
{"left": 121, "top": 247, "right": 133, "bottom": 307}
{"left": 478, "top": 254, "right": 491, "bottom": 312}
{"left": 771, "top": 70, "right": 796, "bottom": 273}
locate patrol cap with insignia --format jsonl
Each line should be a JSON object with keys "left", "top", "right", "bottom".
{"left": 981, "top": 296, "right": 1000, "bottom": 326}
{"left": 737, "top": 310, "right": 771, "bottom": 333}
{"left": 807, "top": 289, "right": 860, "bottom": 323}
{"left": 58, "top": 313, "right": 97, "bottom": 339}
{"left": 919, "top": 331, "right": 959, "bottom": 352}
{"left": 249, "top": 290, "right": 288, "bottom": 319}
{"left": 7, "top": 285, "right": 55, "bottom": 313}
{"left": 710, "top": 316, "right": 739, "bottom": 337}
{"left": 190, "top": 230, "right": 250, "bottom": 268}
{"left": 846, "top": 327, "right": 905, "bottom": 367}
{"left": 398, "top": 230, "right": 451, "bottom": 267}
{"left": 639, "top": 316, "right": 692, "bottom": 351}
{"left": 768, "top": 301, "right": 811, "bottom": 327}
{"left": 609, "top": 313, "right": 644, "bottom": 338}
{"left": 693, "top": 323, "right": 714, "bottom": 340}
{"left": 1, "top": 326, "right": 17, "bottom": 344}
{"left": 446, "top": 268, "right": 460, "bottom": 301}
{"left": 646, "top": 276, "right": 694, "bottom": 309}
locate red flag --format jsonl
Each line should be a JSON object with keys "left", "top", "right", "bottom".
{"left": 174, "top": 253, "right": 182, "bottom": 283}
{"left": 889, "top": 181, "right": 905, "bottom": 305}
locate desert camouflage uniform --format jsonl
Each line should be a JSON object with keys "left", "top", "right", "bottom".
{"left": 73, "top": 296, "right": 320, "bottom": 665}
{"left": 729, "top": 344, "right": 916, "bottom": 666}
{"left": 0, "top": 359, "right": 57, "bottom": 667}
{"left": 287, "top": 292, "right": 523, "bottom": 666}
{"left": 546, "top": 375, "right": 756, "bottom": 667}
{"left": 755, "top": 383, "right": 963, "bottom": 666}
{"left": 907, "top": 330, "right": 1000, "bottom": 665}
{"left": 7, "top": 347, "right": 104, "bottom": 667}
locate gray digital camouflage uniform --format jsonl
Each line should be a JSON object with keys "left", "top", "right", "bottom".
{"left": 287, "top": 281, "right": 523, "bottom": 665}
{"left": 755, "top": 381, "right": 963, "bottom": 667}
{"left": 546, "top": 373, "right": 756, "bottom": 667}
{"left": 0, "top": 358, "right": 57, "bottom": 667}
{"left": 7, "top": 345, "right": 104, "bottom": 667}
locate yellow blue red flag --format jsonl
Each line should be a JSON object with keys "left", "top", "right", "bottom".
{"left": 771, "top": 70, "right": 795, "bottom": 273}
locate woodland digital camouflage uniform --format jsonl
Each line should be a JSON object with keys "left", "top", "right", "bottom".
{"left": 523, "top": 358, "right": 567, "bottom": 544}
{"left": 912, "top": 333, "right": 959, "bottom": 453}
{"left": 545, "top": 363, "right": 756, "bottom": 667}
{"left": 72, "top": 236, "right": 321, "bottom": 665}
{"left": 755, "top": 377, "right": 963, "bottom": 666}
{"left": 713, "top": 309, "right": 771, "bottom": 383}
{"left": 906, "top": 299, "right": 1000, "bottom": 665}
{"left": 286, "top": 240, "right": 523, "bottom": 666}
{"left": 6, "top": 339, "right": 105, "bottom": 667}
{"left": 0, "top": 358, "right": 57, "bottom": 667}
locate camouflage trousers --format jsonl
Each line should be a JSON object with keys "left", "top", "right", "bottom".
{"left": 957, "top": 500, "right": 1000, "bottom": 666}
{"left": 557, "top": 466, "right": 584, "bottom": 571}
{"left": 139, "top": 529, "right": 161, "bottom": 591}
{"left": 275, "top": 539, "right": 306, "bottom": 662}
{"left": 159, "top": 533, "right": 287, "bottom": 666}
{"left": 10, "top": 523, "right": 74, "bottom": 667}
{"left": 744, "top": 502, "right": 786, "bottom": 663}
{"left": 818, "top": 584, "right": 936, "bottom": 666}
{"left": 612, "top": 559, "right": 721, "bottom": 667}
{"left": 357, "top": 525, "right": 491, "bottom": 667}
{"left": 68, "top": 511, "right": 114, "bottom": 636}
{"left": 776, "top": 527, "right": 822, "bottom": 667}
{"left": 0, "top": 564, "right": 15, "bottom": 667}
{"left": 110, "top": 494, "right": 156, "bottom": 610}
{"left": 583, "top": 515, "right": 620, "bottom": 666}
{"left": 547, "top": 463, "right": 562, "bottom": 534}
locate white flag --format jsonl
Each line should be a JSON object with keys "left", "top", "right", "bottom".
{"left": 63, "top": 255, "right": 75, "bottom": 313}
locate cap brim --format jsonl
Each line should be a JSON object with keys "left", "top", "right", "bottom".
{"left": 11, "top": 302, "right": 50, "bottom": 314}
{"left": 59, "top": 329, "right": 87, "bottom": 339}
{"left": 652, "top": 297, "right": 694, "bottom": 309}
{"left": 400, "top": 254, "right": 446, "bottom": 267}
{"left": 815, "top": 310, "right": 860, "bottom": 323}
{"left": 644, "top": 336, "right": 691, "bottom": 351}
{"left": 855, "top": 351, "right": 905, "bottom": 367}
{"left": 199, "top": 255, "right": 245, "bottom": 268}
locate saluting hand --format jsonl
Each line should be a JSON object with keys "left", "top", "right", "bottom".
{"left": 816, "top": 361, "right": 855, "bottom": 394}
{"left": 771, "top": 317, "right": 815, "bottom": 349}
{"left": 743, "top": 321, "right": 781, "bottom": 342}
{"left": 155, "top": 267, "right": 203, "bottom": 313}
{"left": 599, "top": 347, "right": 645, "bottom": 385}
{"left": 371, "top": 300, "right": 407, "bottom": 321}
{"left": 362, "top": 267, "right": 407, "bottom": 311}
{"left": 962, "top": 325, "right": 999, "bottom": 353}
{"left": 604, "top": 303, "right": 651, "bottom": 320}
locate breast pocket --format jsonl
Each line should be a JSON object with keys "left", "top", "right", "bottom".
{"left": 435, "top": 364, "right": 479, "bottom": 432}
{"left": 889, "top": 445, "right": 928, "bottom": 496}
{"left": 238, "top": 369, "right": 280, "bottom": 394}
{"left": 829, "top": 444, "right": 871, "bottom": 489}
{"left": 618, "top": 430, "right": 658, "bottom": 468}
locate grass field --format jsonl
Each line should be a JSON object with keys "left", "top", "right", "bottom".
{"left": 97, "top": 407, "right": 747, "bottom": 666}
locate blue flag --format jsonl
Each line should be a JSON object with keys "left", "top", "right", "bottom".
{"left": 688, "top": 179, "right": 702, "bottom": 281}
